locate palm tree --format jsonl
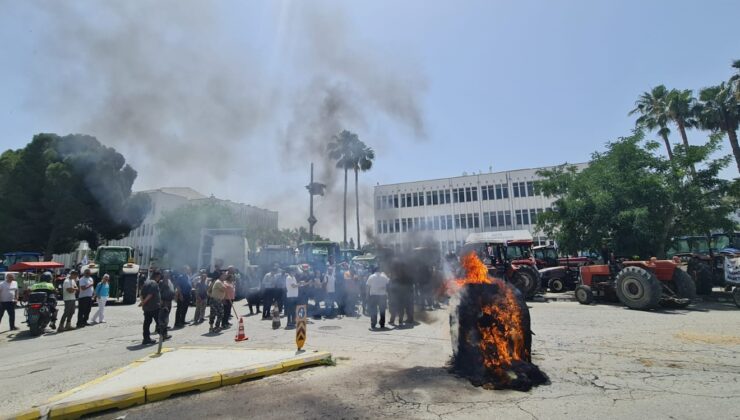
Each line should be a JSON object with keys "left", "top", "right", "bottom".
{"left": 349, "top": 139, "right": 375, "bottom": 250}
{"left": 327, "top": 130, "right": 358, "bottom": 247}
{"left": 731, "top": 59, "right": 740, "bottom": 101}
{"left": 630, "top": 85, "right": 674, "bottom": 160}
{"left": 697, "top": 82, "right": 740, "bottom": 173}
{"left": 665, "top": 89, "right": 698, "bottom": 175}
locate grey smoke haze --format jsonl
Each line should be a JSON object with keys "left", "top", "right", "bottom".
{"left": 21, "top": 1, "right": 426, "bottom": 239}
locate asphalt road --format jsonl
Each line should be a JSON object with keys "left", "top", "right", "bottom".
{"left": 2, "top": 294, "right": 739, "bottom": 419}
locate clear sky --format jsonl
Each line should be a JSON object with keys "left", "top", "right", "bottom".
{"left": 0, "top": 1, "right": 738, "bottom": 237}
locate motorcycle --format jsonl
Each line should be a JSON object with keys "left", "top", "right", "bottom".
{"left": 25, "top": 291, "right": 54, "bottom": 336}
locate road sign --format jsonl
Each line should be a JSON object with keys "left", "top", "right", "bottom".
{"left": 296, "top": 304, "right": 307, "bottom": 350}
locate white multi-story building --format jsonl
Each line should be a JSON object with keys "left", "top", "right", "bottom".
{"left": 108, "top": 187, "right": 277, "bottom": 267}
{"left": 373, "top": 164, "right": 587, "bottom": 254}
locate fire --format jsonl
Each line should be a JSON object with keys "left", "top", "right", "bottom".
{"left": 455, "top": 253, "right": 528, "bottom": 370}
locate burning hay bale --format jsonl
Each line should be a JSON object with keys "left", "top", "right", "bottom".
{"left": 449, "top": 254, "right": 549, "bottom": 391}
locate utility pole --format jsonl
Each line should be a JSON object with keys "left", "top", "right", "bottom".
{"left": 306, "top": 163, "right": 326, "bottom": 237}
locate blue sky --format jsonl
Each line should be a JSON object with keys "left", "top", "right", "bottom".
{"left": 0, "top": 1, "right": 737, "bottom": 233}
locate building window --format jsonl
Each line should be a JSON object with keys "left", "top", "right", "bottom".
{"left": 395, "top": 219, "right": 400, "bottom": 232}
{"left": 472, "top": 187, "right": 478, "bottom": 201}
{"left": 394, "top": 195, "right": 399, "bottom": 208}
{"left": 426, "top": 191, "right": 432, "bottom": 206}
{"left": 527, "top": 181, "right": 535, "bottom": 197}
{"left": 432, "top": 191, "right": 439, "bottom": 205}
{"left": 375, "top": 197, "right": 381, "bottom": 210}
{"left": 522, "top": 210, "right": 530, "bottom": 225}
{"left": 444, "top": 190, "right": 450, "bottom": 204}
{"left": 529, "top": 209, "right": 538, "bottom": 224}
{"left": 433, "top": 216, "right": 440, "bottom": 230}
{"left": 377, "top": 221, "right": 381, "bottom": 234}
{"left": 412, "top": 193, "right": 419, "bottom": 207}
{"left": 400, "top": 193, "right": 406, "bottom": 208}
{"left": 473, "top": 213, "right": 480, "bottom": 228}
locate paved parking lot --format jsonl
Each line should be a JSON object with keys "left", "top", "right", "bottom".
{"left": 2, "top": 295, "right": 739, "bottom": 419}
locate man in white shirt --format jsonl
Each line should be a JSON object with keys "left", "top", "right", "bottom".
{"left": 366, "top": 267, "right": 390, "bottom": 329}
{"left": 0, "top": 273, "right": 19, "bottom": 331}
{"left": 284, "top": 268, "right": 300, "bottom": 328}
{"left": 59, "top": 271, "right": 79, "bottom": 332}
{"left": 323, "top": 258, "right": 337, "bottom": 318}
{"left": 77, "top": 269, "right": 95, "bottom": 328}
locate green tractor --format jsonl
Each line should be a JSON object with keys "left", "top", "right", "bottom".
{"left": 81, "top": 246, "right": 140, "bottom": 304}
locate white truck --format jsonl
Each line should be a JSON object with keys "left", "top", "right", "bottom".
{"left": 197, "top": 228, "right": 255, "bottom": 299}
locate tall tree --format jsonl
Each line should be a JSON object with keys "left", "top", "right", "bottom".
{"left": 0, "top": 134, "right": 150, "bottom": 258}
{"left": 630, "top": 85, "right": 674, "bottom": 160}
{"left": 665, "top": 89, "right": 698, "bottom": 175}
{"left": 696, "top": 82, "right": 740, "bottom": 173}
{"left": 536, "top": 130, "right": 736, "bottom": 258}
{"left": 327, "top": 130, "right": 359, "bottom": 247}
{"left": 349, "top": 139, "right": 375, "bottom": 250}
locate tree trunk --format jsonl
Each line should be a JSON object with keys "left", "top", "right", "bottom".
{"left": 726, "top": 128, "right": 740, "bottom": 174}
{"left": 343, "top": 167, "right": 348, "bottom": 247}
{"left": 355, "top": 168, "right": 360, "bottom": 250}
{"left": 676, "top": 120, "right": 697, "bottom": 175}
{"left": 660, "top": 132, "right": 674, "bottom": 161}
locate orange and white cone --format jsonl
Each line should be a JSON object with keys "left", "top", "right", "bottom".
{"left": 234, "top": 316, "right": 248, "bottom": 342}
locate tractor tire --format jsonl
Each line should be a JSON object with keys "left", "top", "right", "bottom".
{"left": 669, "top": 269, "right": 696, "bottom": 307}
{"left": 548, "top": 277, "right": 566, "bottom": 293}
{"left": 122, "top": 275, "right": 138, "bottom": 304}
{"left": 511, "top": 266, "right": 539, "bottom": 299}
{"left": 733, "top": 287, "right": 740, "bottom": 309}
{"left": 691, "top": 263, "right": 713, "bottom": 295}
{"left": 615, "top": 266, "right": 662, "bottom": 310}
{"left": 575, "top": 285, "right": 594, "bottom": 305}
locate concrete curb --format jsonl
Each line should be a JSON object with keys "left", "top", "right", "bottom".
{"left": 7, "top": 350, "right": 332, "bottom": 420}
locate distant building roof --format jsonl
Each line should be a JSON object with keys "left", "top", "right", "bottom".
{"left": 140, "top": 187, "right": 207, "bottom": 200}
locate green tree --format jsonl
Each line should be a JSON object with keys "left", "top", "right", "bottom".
{"left": 0, "top": 134, "right": 149, "bottom": 258}
{"left": 696, "top": 82, "right": 740, "bottom": 173}
{"left": 349, "top": 139, "right": 374, "bottom": 250}
{"left": 327, "top": 130, "right": 359, "bottom": 247}
{"left": 536, "top": 130, "right": 736, "bottom": 258}
{"left": 630, "top": 85, "right": 675, "bottom": 161}
{"left": 665, "top": 89, "right": 699, "bottom": 175}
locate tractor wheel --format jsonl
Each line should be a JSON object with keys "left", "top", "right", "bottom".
{"left": 615, "top": 266, "right": 662, "bottom": 310}
{"left": 666, "top": 269, "right": 696, "bottom": 308}
{"left": 122, "top": 275, "right": 138, "bottom": 304}
{"left": 548, "top": 277, "right": 566, "bottom": 293}
{"left": 574, "top": 285, "right": 593, "bottom": 305}
{"left": 691, "top": 263, "right": 713, "bottom": 295}
{"left": 511, "top": 266, "right": 539, "bottom": 299}
{"left": 733, "top": 287, "right": 740, "bottom": 309}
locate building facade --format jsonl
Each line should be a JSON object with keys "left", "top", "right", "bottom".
{"left": 108, "top": 187, "right": 278, "bottom": 267}
{"left": 373, "top": 164, "right": 587, "bottom": 254}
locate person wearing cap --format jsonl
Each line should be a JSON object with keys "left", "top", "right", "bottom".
{"left": 76, "top": 269, "right": 95, "bottom": 327}
{"left": 192, "top": 270, "right": 209, "bottom": 324}
{"left": 58, "top": 271, "right": 79, "bottom": 332}
{"left": 92, "top": 274, "right": 110, "bottom": 323}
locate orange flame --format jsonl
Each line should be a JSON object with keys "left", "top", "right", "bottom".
{"left": 454, "top": 252, "right": 527, "bottom": 370}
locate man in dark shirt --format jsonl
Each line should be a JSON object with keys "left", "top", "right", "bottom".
{"left": 159, "top": 270, "right": 176, "bottom": 332}
{"left": 174, "top": 267, "right": 192, "bottom": 328}
{"left": 139, "top": 271, "right": 162, "bottom": 345}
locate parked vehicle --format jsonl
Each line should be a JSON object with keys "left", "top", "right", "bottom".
{"left": 197, "top": 228, "right": 252, "bottom": 300}
{"left": 297, "top": 241, "right": 341, "bottom": 273}
{"left": 81, "top": 246, "right": 139, "bottom": 304}
{"left": 0, "top": 252, "right": 43, "bottom": 272}
{"left": 576, "top": 256, "right": 695, "bottom": 310}
{"left": 460, "top": 230, "right": 540, "bottom": 298}
{"left": 25, "top": 272, "right": 58, "bottom": 336}
{"left": 668, "top": 232, "right": 740, "bottom": 295}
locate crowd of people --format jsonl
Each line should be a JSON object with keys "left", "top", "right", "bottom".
{"left": 131, "top": 254, "right": 449, "bottom": 345}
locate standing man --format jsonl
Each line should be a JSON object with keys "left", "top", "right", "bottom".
{"left": 366, "top": 266, "right": 390, "bottom": 329}
{"left": 159, "top": 270, "right": 176, "bottom": 331}
{"left": 139, "top": 271, "right": 162, "bottom": 345}
{"left": 174, "top": 268, "right": 192, "bottom": 328}
{"left": 192, "top": 270, "right": 209, "bottom": 324}
{"left": 221, "top": 274, "right": 235, "bottom": 329}
{"left": 76, "top": 269, "right": 95, "bottom": 327}
{"left": 284, "top": 267, "right": 299, "bottom": 328}
{"left": 0, "top": 273, "right": 19, "bottom": 331}
{"left": 208, "top": 273, "right": 226, "bottom": 333}
{"left": 58, "top": 271, "right": 79, "bottom": 332}
{"left": 323, "top": 257, "right": 337, "bottom": 318}
{"left": 261, "top": 263, "right": 280, "bottom": 319}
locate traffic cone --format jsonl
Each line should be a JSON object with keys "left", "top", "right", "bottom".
{"left": 234, "top": 317, "right": 248, "bottom": 342}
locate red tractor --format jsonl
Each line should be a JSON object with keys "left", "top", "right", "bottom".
{"left": 576, "top": 257, "right": 696, "bottom": 310}
{"left": 461, "top": 231, "right": 540, "bottom": 298}
{"left": 534, "top": 245, "right": 593, "bottom": 293}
